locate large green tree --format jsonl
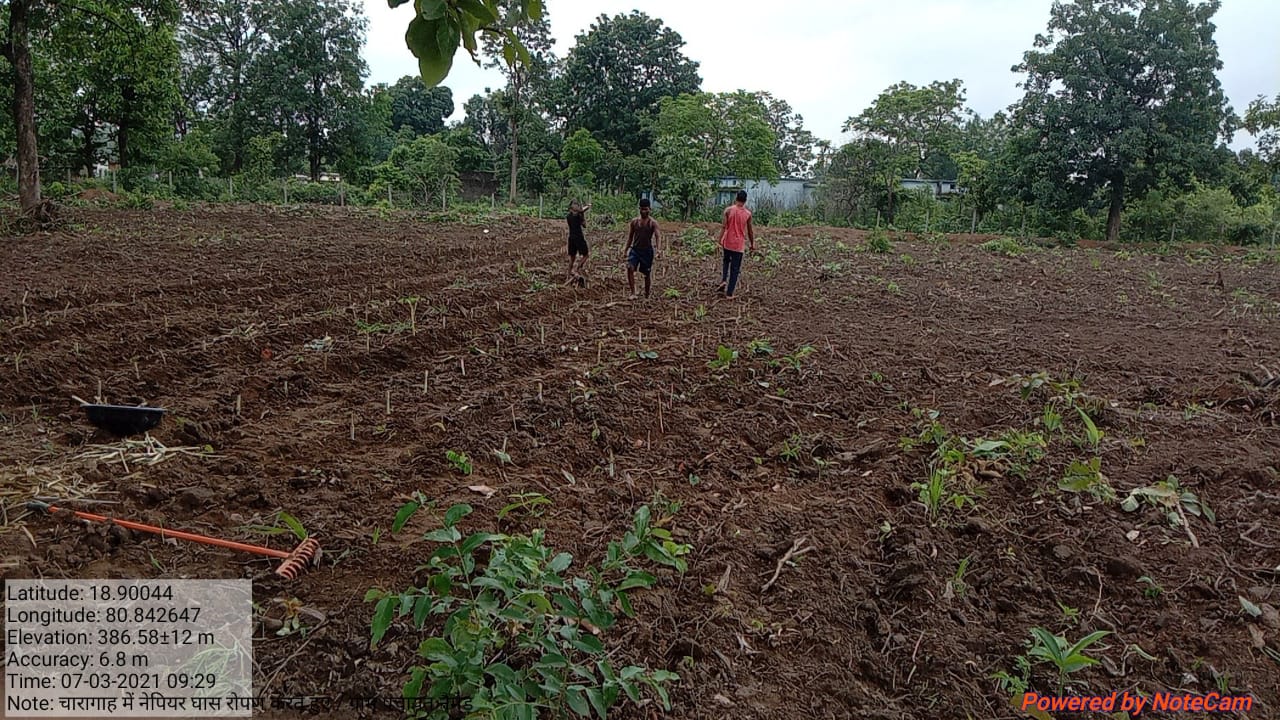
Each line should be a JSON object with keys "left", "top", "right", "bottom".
{"left": 257, "top": 0, "right": 368, "bottom": 180}
{"left": 179, "top": 0, "right": 268, "bottom": 172}
{"left": 843, "top": 79, "right": 968, "bottom": 181}
{"left": 1012, "top": 0, "right": 1232, "bottom": 243}
{"left": 755, "top": 92, "right": 816, "bottom": 177}
{"left": 3, "top": 0, "right": 182, "bottom": 216}
{"left": 819, "top": 138, "right": 913, "bottom": 224}
{"left": 652, "top": 92, "right": 777, "bottom": 218}
{"left": 482, "top": 0, "right": 554, "bottom": 203}
{"left": 1244, "top": 93, "right": 1279, "bottom": 173}
{"left": 952, "top": 113, "right": 1012, "bottom": 222}
{"left": 384, "top": 75, "right": 454, "bottom": 136}
{"left": 557, "top": 11, "right": 701, "bottom": 159}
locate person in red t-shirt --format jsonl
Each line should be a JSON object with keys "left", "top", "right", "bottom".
{"left": 716, "top": 190, "right": 755, "bottom": 299}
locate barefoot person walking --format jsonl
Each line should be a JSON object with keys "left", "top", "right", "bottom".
{"left": 566, "top": 200, "right": 591, "bottom": 284}
{"left": 717, "top": 190, "right": 755, "bottom": 299}
{"left": 624, "top": 198, "right": 661, "bottom": 298}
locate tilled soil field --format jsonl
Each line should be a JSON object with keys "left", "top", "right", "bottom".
{"left": 2, "top": 204, "right": 1279, "bottom": 719}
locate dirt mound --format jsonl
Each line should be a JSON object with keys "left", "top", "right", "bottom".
{"left": 75, "top": 187, "right": 121, "bottom": 202}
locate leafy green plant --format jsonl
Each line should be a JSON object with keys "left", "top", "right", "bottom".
{"left": 1075, "top": 407, "right": 1103, "bottom": 449}
{"left": 777, "top": 345, "right": 815, "bottom": 372}
{"left": 757, "top": 245, "right": 783, "bottom": 267}
{"left": 777, "top": 433, "right": 804, "bottom": 463}
{"left": 707, "top": 345, "right": 738, "bottom": 372}
{"left": 947, "top": 556, "right": 971, "bottom": 599}
{"left": 981, "top": 237, "right": 1024, "bottom": 256}
{"left": 1013, "top": 372, "right": 1082, "bottom": 404}
{"left": 1027, "top": 627, "right": 1111, "bottom": 692}
{"left": 1040, "top": 405, "right": 1063, "bottom": 433}
{"left": 400, "top": 296, "right": 422, "bottom": 334}
{"left": 367, "top": 504, "right": 688, "bottom": 719}
{"left": 1058, "top": 457, "right": 1115, "bottom": 502}
{"left": 991, "top": 654, "right": 1032, "bottom": 697}
{"left": 356, "top": 318, "right": 411, "bottom": 336}
{"left": 863, "top": 229, "right": 892, "bottom": 254}
{"left": 246, "top": 511, "right": 309, "bottom": 540}
{"left": 663, "top": 287, "right": 681, "bottom": 299}
{"left": 819, "top": 261, "right": 845, "bottom": 278}
{"left": 693, "top": 304, "right": 707, "bottom": 320}
{"left": 499, "top": 492, "right": 553, "bottom": 521}
{"left": 1058, "top": 602, "right": 1080, "bottom": 628}
{"left": 994, "top": 430, "right": 1048, "bottom": 478}
{"left": 746, "top": 338, "right": 774, "bottom": 357}
{"left": 1120, "top": 475, "right": 1215, "bottom": 527}
{"left": 1138, "top": 576, "right": 1164, "bottom": 599}
{"left": 679, "top": 227, "right": 717, "bottom": 257}
{"left": 910, "top": 467, "right": 974, "bottom": 521}
{"left": 446, "top": 450, "right": 473, "bottom": 475}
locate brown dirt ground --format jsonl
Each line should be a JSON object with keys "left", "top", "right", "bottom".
{"left": 2, "top": 204, "right": 1279, "bottom": 720}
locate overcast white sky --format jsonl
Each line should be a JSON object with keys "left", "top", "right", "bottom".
{"left": 361, "top": 0, "right": 1279, "bottom": 150}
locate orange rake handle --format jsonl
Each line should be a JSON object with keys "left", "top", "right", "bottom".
{"left": 29, "top": 501, "right": 320, "bottom": 578}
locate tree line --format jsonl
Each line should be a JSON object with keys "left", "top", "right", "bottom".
{"left": 2, "top": 0, "right": 1278, "bottom": 243}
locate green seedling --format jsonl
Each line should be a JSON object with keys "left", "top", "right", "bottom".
{"left": 1028, "top": 627, "right": 1111, "bottom": 692}
{"left": 1138, "top": 576, "right": 1164, "bottom": 599}
{"left": 1121, "top": 475, "right": 1214, "bottom": 529}
{"left": 445, "top": 449, "right": 472, "bottom": 475}
{"left": 708, "top": 345, "right": 738, "bottom": 372}
{"left": 498, "top": 492, "right": 552, "bottom": 520}
{"left": 1075, "top": 406, "right": 1104, "bottom": 449}
{"left": 1058, "top": 457, "right": 1115, "bottom": 502}
{"left": 399, "top": 296, "right": 421, "bottom": 335}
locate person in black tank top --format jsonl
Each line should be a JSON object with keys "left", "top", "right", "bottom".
{"left": 624, "top": 198, "right": 661, "bottom": 298}
{"left": 566, "top": 201, "right": 591, "bottom": 285}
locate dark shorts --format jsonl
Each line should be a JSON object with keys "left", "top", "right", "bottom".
{"left": 627, "top": 246, "right": 654, "bottom": 274}
{"left": 569, "top": 237, "right": 589, "bottom": 257}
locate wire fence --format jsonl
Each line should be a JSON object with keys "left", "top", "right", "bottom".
{"left": 7, "top": 165, "right": 1278, "bottom": 246}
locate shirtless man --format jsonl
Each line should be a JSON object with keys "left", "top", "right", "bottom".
{"left": 624, "top": 198, "right": 661, "bottom": 298}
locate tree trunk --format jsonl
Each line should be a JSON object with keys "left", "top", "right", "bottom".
{"left": 508, "top": 116, "right": 519, "bottom": 203}
{"left": 8, "top": 0, "right": 44, "bottom": 216}
{"left": 81, "top": 119, "right": 97, "bottom": 178}
{"left": 309, "top": 116, "right": 321, "bottom": 182}
{"left": 508, "top": 74, "right": 521, "bottom": 204}
{"left": 1105, "top": 176, "right": 1125, "bottom": 244}
{"left": 117, "top": 86, "right": 135, "bottom": 168}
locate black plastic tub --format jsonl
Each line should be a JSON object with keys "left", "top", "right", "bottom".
{"left": 81, "top": 404, "right": 165, "bottom": 436}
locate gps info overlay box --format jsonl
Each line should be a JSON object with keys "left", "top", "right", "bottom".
{"left": 5, "top": 580, "right": 253, "bottom": 717}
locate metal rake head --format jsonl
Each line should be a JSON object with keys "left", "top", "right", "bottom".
{"left": 275, "top": 537, "right": 322, "bottom": 579}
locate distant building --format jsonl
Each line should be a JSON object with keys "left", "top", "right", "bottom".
{"left": 900, "top": 178, "right": 962, "bottom": 198}
{"left": 711, "top": 176, "right": 817, "bottom": 210}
